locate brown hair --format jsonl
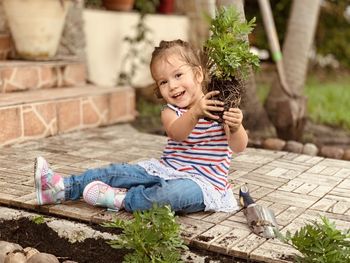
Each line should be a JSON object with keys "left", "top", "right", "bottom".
{"left": 150, "top": 39, "right": 208, "bottom": 99}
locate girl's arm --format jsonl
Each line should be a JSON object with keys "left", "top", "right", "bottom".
{"left": 223, "top": 108, "right": 248, "bottom": 153}
{"left": 161, "top": 108, "right": 198, "bottom": 141}
{"left": 162, "top": 91, "right": 224, "bottom": 141}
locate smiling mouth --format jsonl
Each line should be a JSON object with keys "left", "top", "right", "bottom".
{"left": 172, "top": 91, "right": 185, "bottom": 99}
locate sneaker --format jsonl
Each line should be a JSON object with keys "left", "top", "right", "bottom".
{"left": 83, "top": 181, "right": 127, "bottom": 210}
{"left": 34, "top": 156, "right": 64, "bottom": 205}
{"left": 239, "top": 184, "right": 255, "bottom": 208}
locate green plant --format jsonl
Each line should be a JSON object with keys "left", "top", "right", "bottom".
{"left": 276, "top": 216, "right": 350, "bottom": 263}
{"left": 118, "top": 0, "right": 159, "bottom": 86}
{"left": 203, "top": 6, "right": 259, "bottom": 120}
{"left": 204, "top": 6, "right": 259, "bottom": 80}
{"left": 84, "top": 0, "right": 102, "bottom": 8}
{"left": 31, "top": 215, "right": 45, "bottom": 225}
{"left": 102, "top": 204, "right": 187, "bottom": 263}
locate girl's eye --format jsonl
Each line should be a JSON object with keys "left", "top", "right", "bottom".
{"left": 159, "top": 80, "right": 167, "bottom": 86}
{"left": 175, "top": 73, "right": 182, "bottom": 79}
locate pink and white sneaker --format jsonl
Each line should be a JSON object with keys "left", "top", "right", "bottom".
{"left": 34, "top": 156, "right": 64, "bottom": 205}
{"left": 83, "top": 181, "right": 127, "bottom": 211}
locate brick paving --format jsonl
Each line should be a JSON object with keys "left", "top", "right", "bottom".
{"left": 0, "top": 124, "right": 349, "bottom": 262}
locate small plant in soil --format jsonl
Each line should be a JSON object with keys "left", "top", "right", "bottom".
{"left": 31, "top": 215, "right": 45, "bottom": 224}
{"left": 102, "top": 204, "right": 188, "bottom": 263}
{"left": 203, "top": 6, "right": 259, "bottom": 121}
{"left": 276, "top": 215, "right": 350, "bottom": 263}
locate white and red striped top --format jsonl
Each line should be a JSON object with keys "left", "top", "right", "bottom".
{"left": 161, "top": 104, "right": 233, "bottom": 193}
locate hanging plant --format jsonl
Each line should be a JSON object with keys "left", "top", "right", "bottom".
{"left": 203, "top": 6, "right": 260, "bottom": 121}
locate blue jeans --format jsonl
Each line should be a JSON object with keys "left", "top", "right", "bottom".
{"left": 64, "top": 163, "right": 205, "bottom": 213}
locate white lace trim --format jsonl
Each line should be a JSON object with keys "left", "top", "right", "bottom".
{"left": 137, "top": 159, "right": 239, "bottom": 212}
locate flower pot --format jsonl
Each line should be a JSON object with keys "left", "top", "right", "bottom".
{"left": 102, "top": 0, "right": 135, "bottom": 11}
{"left": 2, "top": 0, "right": 71, "bottom": 60}
{"left": 0, "top": 33, "right": 12, "bottom": 60}
{"left": 158, "top": 0, "right": 175, "bottom": 14}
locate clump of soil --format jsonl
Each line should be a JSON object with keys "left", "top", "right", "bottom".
{"left": 206, "top": 76, "right": 243, "bottom": 122}
{"left": 0, "top": 217, "right": 127, "bottom": 263}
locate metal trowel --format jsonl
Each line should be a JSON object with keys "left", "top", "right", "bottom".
{"left": 239, "top": 184, "right": 279, "bottom": 239}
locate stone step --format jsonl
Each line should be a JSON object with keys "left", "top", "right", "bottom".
{"left": 0, "top": 85, "right": 135, "bottom": 146}
{"left": 0, "top": 60, "right": 86, "bottom": 93}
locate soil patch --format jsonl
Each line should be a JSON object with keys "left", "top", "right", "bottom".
{"left": 0, "top": 217, "right": 127, "bottom": 263}
{"left": 0, "top": 217, "right": 252, "bottom": 263}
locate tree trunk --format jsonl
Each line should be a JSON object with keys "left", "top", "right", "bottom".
{"left": 216, "top": 0, "right": 274, "bottom": 132}
{"left": 265, "top": 0, "right": 321, "bottom": 140}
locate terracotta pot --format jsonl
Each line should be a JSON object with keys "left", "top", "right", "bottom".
{"left": 158, "top": 0, "right": 175, "bottom": 14}
{"left": 0, "top": 33, "right": 12, "bottom": 60}
{"left": 2, "top": 0, "right": 71, "bottom": 60}
{"left": 102, "top": 0, "right": 135, "bottom": 11}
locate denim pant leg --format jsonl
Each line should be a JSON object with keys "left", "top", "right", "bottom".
{"left": 124, "top": 178, "right": 205, "bottom": 213}
{"left": 64, "top": 163, "right": 164, "bottom": 200}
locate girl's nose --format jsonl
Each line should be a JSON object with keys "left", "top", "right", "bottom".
{"left": 168, "top": 79, "right": 177, "bottom": 90}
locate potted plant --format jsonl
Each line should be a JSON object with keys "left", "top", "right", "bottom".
{"left": 2, "top": 0, "right": 73, "bottom": 60}
{"left": 203, "top": 6, "right": 260, "bottom": 121}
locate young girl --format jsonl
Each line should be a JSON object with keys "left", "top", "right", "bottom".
{"left": 34, "top": 39, "right": 248, "bottom": 213}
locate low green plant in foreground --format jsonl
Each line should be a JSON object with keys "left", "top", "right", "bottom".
{"left": 276, "top": 216, "right": 350, "bottom": 263}
{"left": 102, "top": 205, "right": 187, "bottom": 263}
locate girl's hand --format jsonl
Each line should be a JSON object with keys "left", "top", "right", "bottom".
{"left": 191, "top": 91, "right": 224, "bottom": 120}
{"left": 223, "top": 108, "right": 243, "bottom": 133}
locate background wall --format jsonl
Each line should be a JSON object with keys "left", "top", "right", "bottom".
{"left": 83, "top": 10, "right": 189, "bottom": 87}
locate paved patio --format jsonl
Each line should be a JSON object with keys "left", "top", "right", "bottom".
{"left": 0, "top": 124, "right": 349, "bottom": 262}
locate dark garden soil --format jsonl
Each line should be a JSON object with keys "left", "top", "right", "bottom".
{"left": 0, "top": 217, "right": 126, "bottom": 263}
{"left": 0, "top": 217, "right": 250, "bottom": 263}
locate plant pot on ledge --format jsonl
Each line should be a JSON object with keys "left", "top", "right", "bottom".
{"left": 102, "top": 0, "right": 135, "bottom": 11}
{"left": 2, "top": 0, "right": 72, "bottom": 60}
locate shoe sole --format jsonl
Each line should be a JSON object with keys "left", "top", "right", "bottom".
{"left": 83, "top": 181, "right": 104, "bottom": 205}
{"left": 34, "top": 157, "right": 44, "bottom": 205}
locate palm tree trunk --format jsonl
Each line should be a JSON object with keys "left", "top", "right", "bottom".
{"left": 217, "top": 0, "right": 273, "bottom": 132}
{"left": 265, "top": 0, "right": 321, "bottom": 140}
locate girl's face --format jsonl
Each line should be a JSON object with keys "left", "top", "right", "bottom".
{"left": 151, "top": 53, "right": 204, "bottom": 109}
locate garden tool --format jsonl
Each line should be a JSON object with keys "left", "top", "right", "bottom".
{"left": 239, "top": 184, "right": 278, "bottom": 239}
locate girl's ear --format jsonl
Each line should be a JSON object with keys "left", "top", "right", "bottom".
{"left": 195, "top": 66, "right": 204, "bottom": 83}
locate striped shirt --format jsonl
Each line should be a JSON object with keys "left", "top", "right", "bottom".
{"left": 161, "top": 104, "right": 233, "bottom": 193}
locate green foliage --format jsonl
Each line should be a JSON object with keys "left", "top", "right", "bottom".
{"left": 245, "top": 0, "right": 291, "bottom": 50}
{"left": 245, "top": 0, "right": 350, "bottom": 68}
{"left": 276, "top": 216, "right": 350, "bottom": 263}
{"left": 204, "top": 6, "right": 260, "bottom": 80}
{"left": 31, "top": 215, "right": 45, "bottom": 225}
{"left": 132, "top": 97, "right": 163, "bottom": 134}
{"left": 84, "top": 0, "right": 102, "bottom": 8}
{"left": 305, "top": 75, "right": 350, "bottom": 130}
{"left": 315, "top": 0, "right": 350, "bottom": 68}
{"left": 134, "top": 0, "right": 159, "bottom": 14}
{"left": 102, "top": 204, "right": 188, "bottom": 263}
